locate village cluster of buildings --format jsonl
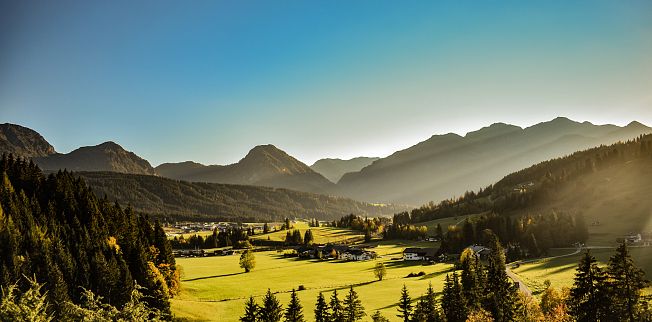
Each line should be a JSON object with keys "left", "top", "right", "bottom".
{"left": 295, "top": 244, "right": 378, "bottom": 261}
{"left": 618, "top": 232, "right": 652, "bottom": 246}
{"left": 168, "top": 221, "right": 266, "bottom": 235}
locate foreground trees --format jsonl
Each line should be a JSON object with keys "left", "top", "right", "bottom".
{"left": 239, "top": 235, "right": 649, "bottom": 322}
{"left": 0, "top": 155, "right": 177, "bottom": 318}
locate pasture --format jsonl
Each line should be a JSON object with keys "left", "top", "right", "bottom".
{"left": 511, "top": 247, "right": 652, "bottom": 295}
{"left": 172, "top": 238, "right": 449, "bottom": 321}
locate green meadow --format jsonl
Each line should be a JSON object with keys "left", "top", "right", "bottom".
{"left": 172, "top": 231, "right": 448, "bottom": 321}
{"left": 511, "top": 247, "right": 652, "bottom": 295}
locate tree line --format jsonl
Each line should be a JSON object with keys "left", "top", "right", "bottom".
{"left": 441, "top": 212, "right": 588, "bottom": 258}
{"left": 0, "top": 154, "right": 178, "bottom": 319}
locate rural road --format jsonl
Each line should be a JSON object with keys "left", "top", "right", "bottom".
{"left": 505, "top": 245, "right": 583, "bottom": 296}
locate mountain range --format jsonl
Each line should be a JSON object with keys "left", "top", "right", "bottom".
{"left": 2, "top": 118, "right": 651, "bottom": 208}
{"left": 310, "top": 157, "right": 379, "bottom": 183}
{"left": 336, "top": 117, "right": 652, "bottom": 204}
{"left": 155, "top": 144, "right": 336, "bottom": 194}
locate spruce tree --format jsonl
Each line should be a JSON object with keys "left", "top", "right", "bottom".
{"left": 441, "top": 272, "right": 467, "bottom": 322}
{"left": 284, "top": 289, "right": 304, "bottom": 322}
{"left": 569, "top": 250, "right": 610, "bottom": 322}
{"left": 397, "top": 284, "right": 412, "bottom": 322}
{"left": 241, "top": 296, "right": 259, "bottom": 322}
{"left": 314, "top": 292, "right": 330, "bottom": 322}
{"left": 330, "top": 289, "right": 344, "bottom": 322}
{"left": 607, "top": 242, "right": 647, "bottom": 321}
{"left": 460, "top": 248, "right": 483, "bottom": 310}
{"left": 484, "top": 231, "right": 518, "bottom": 322}
{"left": 343, "top": 287, "right": 365, "bottom": 322}
{"left": 260, "top": 289, "right": 283, "bottom": 322}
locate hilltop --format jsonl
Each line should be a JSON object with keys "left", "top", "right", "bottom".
{"left": 155, "top": 144, "right": 336, "bottom": 194}
{"left": 35, "top": 141, "right": 157, "bottom": 175}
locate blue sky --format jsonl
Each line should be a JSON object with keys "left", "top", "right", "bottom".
{"left": 1, "top": 1, "right": 651, "bottom": 166}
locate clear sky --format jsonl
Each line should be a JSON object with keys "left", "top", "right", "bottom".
{"left": 1, "top": 1, "right": 651, "bottom": 166}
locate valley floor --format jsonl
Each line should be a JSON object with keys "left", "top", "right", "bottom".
{"left": 172, "top": 238, "right": 445, "bottom": 321}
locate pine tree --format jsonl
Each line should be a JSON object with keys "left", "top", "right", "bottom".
{"left": 263, "top": 223, "right": 270, "bottom": 234}
{"left": 568, "top": 250, "right": 610, "bottom": 322}
{"left": 441, "top": 272, "right": 467, "bottom": 322}
{"left": 284, "top": 289, "right": 304, "bottom": 322}
{"left": 397, "top": 284, "right": 412, "bottom": 322}
{"left": 330, "top": 290, "right": 344, "bottom": 322}
{"left": 371, "top": 310, "right": 390, "bottom": 322}
{"left": 607, "top": 242, "right": 647, "bottom": 321}
{"left": 314, "top": 292, "right": 330, "bottom": 322}
{"left": 241, "top": 296, "right": 259, "bottom": 322}
{"left": 304, "top": 230, "right": 314, "bottom": 245}
{"left": 484, "top": 231, "right": 518, "bottom": 322}
{"left": 460, "top": 248, "right": 483, "bottom": 310}
{"left": 260, "top": 289, "right": 283, "bottom": 322}
{"left": 343, "top": 287, "right": 365, "bottom": 322}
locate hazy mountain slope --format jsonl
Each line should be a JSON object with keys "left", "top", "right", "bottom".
{"left": 338, "top": 118, "right": 652, "bottom": 205}
{"left": 155, "top": 144, "right": 336, "bottom": 194}
{"left": 35, "top": 141, "right": 157, "bottom": 175}
{"left": 76, "top": 171, "right": 406, "bottom": 222}
{"left": 0, "top": 123, "right": 56, "bottom": 158}
{"left": 401, "top": 133, "right": 652, "bottom": 245}
{"left": 310, "top": 157, "right": 379, "bottom": 183}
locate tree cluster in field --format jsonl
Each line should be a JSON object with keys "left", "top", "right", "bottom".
{"left": 285, "top": 229, "right": 315, "bottom": 246}
{"left": 441, "top": 212, "right": 588, "bottom": 257}
{"left": 332, "top": 214, "right": 390, "bottom": 242}
{"left": 393, "top": 134, "right": 652, "bottom": 225}
{"left": 0, "top": 155, "right": 178, "bottom": 319}
{"left": 170, "top": 227, "right": 250, "bottom": 249}
{"left": 382, "top": 223, "right": 429, "bottom": 241}
{"left": 241, "top": 287, "right": 366, "bottom": 322}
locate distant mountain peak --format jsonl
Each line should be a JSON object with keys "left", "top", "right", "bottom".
{"left": 465, "top": 122, "right": 521, "bottom": 140}
{"left": 0, "top": 123, "right": 56, "bottom": 158}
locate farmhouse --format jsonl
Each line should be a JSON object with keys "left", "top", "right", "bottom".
{"left": 464, "top": 244, "right": 492, "bottom": 259}
{"left": 402, "top": 247, "right": 438, "bottom": 261}
{"left": 341, "top": 249, "right": 377, "bottom": 261}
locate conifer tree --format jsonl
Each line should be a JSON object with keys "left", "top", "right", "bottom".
{"left": 330, "top": 289, "right": 344, "bottom": 322}
{"left": 314, "top": 292, "right": 330, "bottom": 322}
{"left": 304, "top": 230, "right": 314, "bottom": 245}
{"left": 441, "top": 272, "right": 467, "bottom": 322}
{"left": 241, "top": 296, "right": 259, "bottom": 322}
{"left": 397, "top": 284, "right": 412, "bottom": 322}
{"left": 460, "top": 248, "right": 483, "bottom": 310}
{"left": 568, "top": 250, "right": 610, "bottom": 322}
{"left": 371, "top": 310, "right": 390, "bottom": 322}
{"left": 260, "top": 289, "right": 283, "bottom": 322}
{"left": 284, "top": 289, "right": 304, "bottom": 322}
{"left": 484, "top": 231, "right": 518, "bottom": 322}
{"left": 343, "top": 287, "right": 365, "bottom": 321}
{"left": 607, "top": 242, "right": 647, "bottom": 321}
{"left": 263, "top": 222, "right": 270, "bottom": 234}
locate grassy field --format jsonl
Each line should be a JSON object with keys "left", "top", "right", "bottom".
{"left": 511, "top": 247, "right": 652, "bottom": 295}
{"left": 172, "top": 233, "right": 447, "bottom": 321}
{"left": 250, "top": 221, "right": 365, "bottom": 244}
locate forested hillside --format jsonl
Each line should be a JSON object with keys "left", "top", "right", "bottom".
{"left": 0, "top": 155, "right": 178, "bottom": 318}
{"left": 395, "top": 134, "right": 652, "bottom": 245}
{"left": 76, "top": 171, "right": 405, "bottom": 222}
